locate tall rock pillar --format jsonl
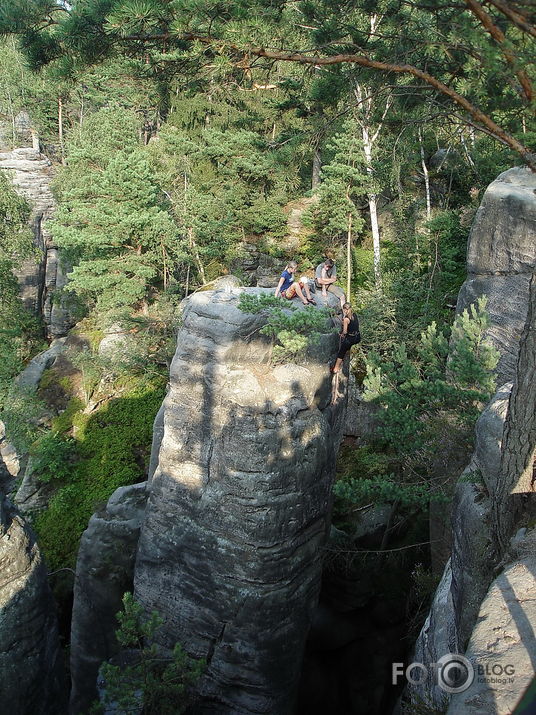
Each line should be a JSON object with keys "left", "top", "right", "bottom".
{"left": 133, "top": 285, "right": 347, "bottom": 714}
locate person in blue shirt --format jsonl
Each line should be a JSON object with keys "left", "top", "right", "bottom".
{"left": 275, "top": 261, "right": 316, "bottom": 305}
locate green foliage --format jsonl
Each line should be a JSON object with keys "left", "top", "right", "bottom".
{"left": 0, "top": 385, "right": 44, "bottom": 453}
{"left": 335, "top": 298, "right": 498, "bottom": 517}
{"left": 364, "top": 298, "right": 498, "bottom": 455}
{"left": 334, "top": 474, "right": 447, "bottom": 510}
{"left": 30, "top": 432, "right": 74, "bottom": 483}
{"left": 312, "top": 119, "right": 366, "bottom": 243}
{"left": 237, "top": 292, "right": 333, "bottom": 362}
{"left": 448, "top": 296, "right": 498, "bottom": 396}
{"left": 34, "top": 375, "right": 166, "bottom": 569}
{"left": 51, "top": 108, "right": 180, "bottom": 318}
{"left": 95, "top": 593, "right": 205, "bottom": 715}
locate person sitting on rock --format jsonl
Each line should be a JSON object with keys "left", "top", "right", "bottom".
{"left": 275, "top": 260, "right": 316, "bottom": 305}
{"left": 315, "top": 258, "right": 345, "bottom": 307}
{"left": 331, "top": 303, "right": 361, "bottom": 373}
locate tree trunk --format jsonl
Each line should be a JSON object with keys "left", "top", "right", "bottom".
{"left": 362, "top": 127, "right": 381, "bottom": 286}
{"left": 188, "top": 226, "right": 206, "bottom": 284}
{"left": 58, "top": 96, "right": 65, "bottom": 165}
{"left": 346, "top": 212, "right": 352, "bottom": 299}
{"left": 312, "top": 148, "right": 322, "bottom": 191}
{"left": 419, "top": 130, "right": 432, "bottom": 221}
{"left": 368, "top": 194, "right": 381, "bottom": 287}
{"left": 492, "top": 272, "right": 536, "bottom": 552}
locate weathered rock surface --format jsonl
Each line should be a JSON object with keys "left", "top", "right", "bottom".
{"left": 343, "top": 373, "right": 378, "bottom": 442}
{"left": 456, "top": 167, "right": 536, "bottom": 385}
{"left": 0, "top": 496, "right": 65, "bottom": 712}
{"left": 0, "top": 147, "right": 74, "bottom": 336}
{"left": 447, "top": 528, "right": 536, "bottom": 715}
{"left": 15, "top": 338, "right": 67, "bottom": 392}
{"left": 133, "top": 285, "right": 347, "bottom": 713}
{"left": 70, "top": 482, "right": 148, "bottom": 714}
{"left": 0, "top": 420, "right": 20, "bottom": 493}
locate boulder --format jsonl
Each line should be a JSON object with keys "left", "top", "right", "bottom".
{"left": 0, "top": 496, "right": 65, "bottom": 712}
{"left": 14, "top": 457, "right": 56, "bottom": 514}
{"left": 133, "top": 285, "right": 348, "bottom": 713}
{"left": 15, "top": 339, "right": 66, "bottom": 392}
{"left": 69, "top": 482, "right": 148, "bottom": 714}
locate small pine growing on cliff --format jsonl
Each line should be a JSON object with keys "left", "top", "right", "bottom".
{"left": 95, "top": 593, "right": 205, "bottom": 715}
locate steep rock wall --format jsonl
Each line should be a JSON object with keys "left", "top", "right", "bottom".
{"left": 133, "top": 285, "right": 347, "bottom": 713}
{"left": 456, "top": 166, "right": 536, "bottom": 385}
{"left": 0, "top": 496, "right": 65, "bottom": 712}
{"left": 410, "top": 167, "right": 536, "bottom": 711}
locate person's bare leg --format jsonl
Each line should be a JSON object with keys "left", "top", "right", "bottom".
{"left": 332, "top": 357, "right": 343, "bottom": 373}
{"left": 303, "top": 283, "right": 315, "bottom": 302}
{"left": 294, "top": 282, "right": 308, "bottom": 305}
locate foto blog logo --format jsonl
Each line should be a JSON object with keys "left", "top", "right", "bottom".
{"left": 392, "top": 654, "right": 475, "bottom": 694}
{"left": 392, "top": 654, "right": 517, "bottom": 694}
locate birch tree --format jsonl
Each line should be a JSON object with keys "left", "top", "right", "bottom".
{"left": 353, "top": 78, "right": 392, "bottom": 286}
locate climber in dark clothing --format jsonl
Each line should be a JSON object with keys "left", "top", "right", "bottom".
{"left": 331, "top": 302, "right": 360, "bottom": 373}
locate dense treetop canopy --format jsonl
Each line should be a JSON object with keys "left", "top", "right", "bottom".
{"left": 0, "top": 0, "right": 534, "bottom": 166}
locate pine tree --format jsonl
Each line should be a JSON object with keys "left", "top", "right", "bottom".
{"left": 51, "top": 108, "right": 181, "bottom": 318}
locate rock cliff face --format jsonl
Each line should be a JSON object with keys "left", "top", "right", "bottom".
{"left": 456, "top": 167, "right": 536, "bottom": 385}
{"left": 0, "top": 147, "right": 73, "bottom": 337}
{"left": 131, "top": 285, "right": 347, "bottom": 713}
{"left": 0, "top": 496, "right": 65, "bottom": 712}
{"left": 410, "top": 167, "right": 536, "bottom": 712}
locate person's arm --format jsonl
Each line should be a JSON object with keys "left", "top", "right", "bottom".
{"left": 275, "top": 277, "right": 285, "bottom": 298}
{"left": 340, "top": 316, "right": 350, "bottom": 336}
{"left": 322, "top": 267, "right": 336, "bottom": 285}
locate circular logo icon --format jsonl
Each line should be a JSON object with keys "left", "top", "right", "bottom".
{"left": 437, "top": 653, "right": 474, "bottom": 694}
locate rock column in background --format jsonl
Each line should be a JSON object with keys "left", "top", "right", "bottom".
{"left": 0, "top": 147, "right": 74, "bottom": 337}
{"left": 133, "top": 285, "right": 347, "bottom": 714}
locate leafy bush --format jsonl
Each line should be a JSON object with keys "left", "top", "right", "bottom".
{"left": 31, "top": 432, "right": 75, "bottom": 483}
{"left": 334, "top": 474, "right": 448, "bottom": 510}
{"left": 237, "top": 292, "right": 334, "bottom": 362}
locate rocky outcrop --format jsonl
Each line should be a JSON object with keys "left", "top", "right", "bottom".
{"left": 456, "top": 167, "right": 536, "bottom": 385}
{"left": 69, "top": 482, "right": 148, "bottom": 714}
{"left": 15, "top": 338, "right": 67, "bottom": 392}
{"left": 0, "top": 496, "right": 65, "bottom": 712}
{"left": 131, "top": 285, "right": 347, "bottom": 713}
{"left": 231, "top": 242, "right": 282, "bottom": 287}
{"left": 343, "top": 373, "right": 378, "bottom": 443}
{"left": 0, "top": 147, "right": 74, "bottom": 336}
